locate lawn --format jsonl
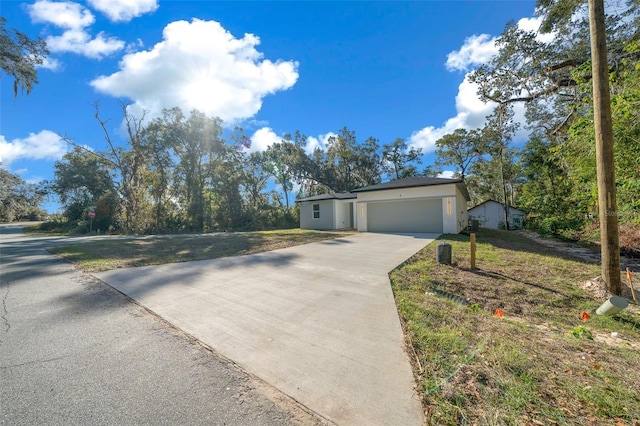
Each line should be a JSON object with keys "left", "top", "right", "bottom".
{"left": 48, "top": 229, "right": 353, "bottom": 272}
{"left": 48, "top": 226, "right": 640, "bottom": 424}
{"left": 390, "top": 229, "right": 640, "bottom": 425}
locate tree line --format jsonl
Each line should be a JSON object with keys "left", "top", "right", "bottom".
{"left": 436, "top": 0, "right": 639, "bottom": 236}
{"left": 45, "top": 104, "right": 425, "bottom": 234}
{"left": 2, "top": 0, "right": 639, "bottom": 242}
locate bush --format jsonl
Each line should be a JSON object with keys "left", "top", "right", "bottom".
{"left": 529, "top": 216, "right": 585, "bottom": 236}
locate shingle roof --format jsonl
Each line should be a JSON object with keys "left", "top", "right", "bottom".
{"left": 296, "top": 177, "right": 471, "bottom": 202}
{"left": 352, "top": 176, "right": 463, "bottom": 192}
{"left": 296, "top": 192, "right": 357, "bottom": 202}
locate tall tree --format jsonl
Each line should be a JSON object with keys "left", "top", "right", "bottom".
{"left": 324, "top": 127, "right": 381, "bottom": 192}
{"left": 609, "top": 40, "right": 640, "bottom": 223}
{"left": 140, "top": 108, "right": 181, "bottom": 232}
{"left": 280, "top": 127, "right": 382, "bottom": 197}
{"left": 170, "top": 110, "right": 225, "bottom": 232}
{"left": 534, "top": 0, "right": 634, "bottom": 293}
{"left": 434, "top": 128, "right": 484, "bottom": 181}
{"left": 93, "top": 102, "right": 152, "bottom": 234}
{"left": 241, "top": 151, "right": 274, "bottom": 229}
{"left": 519, "top": 135, "right": 588, "bottom": 231}
{"left": 465, "top": 105, "right": 521, "bottom": 225}
{"left": 355, "top": 136, "right": 382, "bottom": 186}
{"left": 0, "top": 17, "right": 49, "bottom": 96}
{"left": 51, "top": 146, "right": 118, "bottom": 230}
{"left": 0, "top": 169, "right": 46, "bottom": 221}
{"left": 264, "top": 142, "right": 297, "bottom": 214}
{"left": 51, "top": 146, "right": 115, "bottom": 207}
{"left": 382, "top": 137, "right": 422, "bottom": 180}
{"left": 209, "top": 127, "right": 248, "bottom": 230}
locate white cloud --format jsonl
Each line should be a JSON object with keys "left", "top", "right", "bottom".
{"left": 28, "top": 0, "right": 124, "bottom": 59}
{"left": 410, "top": 77, "right": 496, "bottom": 152}
{"left": 249, "top": 127, "right": 337, "bottom": 155}
{"left": 446, "top": 34, "right": 497, "bottom": 72}
{"left": 28, "top": 0, "right": 94, "bottom": 29}
{"left": 411, "top": 15, "right": 545, "bottom": 151}
{"left": 409, "top": 76, "right": 528, "bottom": 152}
{"left": 517, "top": 17, "right": 556, "bottom": 44}
{"left": 91, "top": 19, "right": 299, "bottom": 124}
{"left": 35, "top": 56, "right": 62, "bottom": 71}
{"left": 0, "top": 130, "right": 67, "bottom": 168}
{"left": 45, "top": 29, "right": 124, "bottom": 59}
{"left": 305, "top": 132, "right": 336, "bottom": 155}
{"left": 446, "top": 17, "right": 553, "bottom": 73}
{"left": 88, "top": 0, "right": 158, "bottom": 22}
{"left": 409, "top": 126, "right": 448, "bottom": 154}
{"left": 249, "top": 127, "right": 281, "bottom": 152}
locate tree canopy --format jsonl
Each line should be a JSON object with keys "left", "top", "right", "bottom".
{"left": 0, "top": 17, "right": 49, "bottom": 97}
{"left": 0, "top": 169, "right": 47, "bottom": 222}
{"left": 51, "top": 105, "right": 424, "bottom": 233}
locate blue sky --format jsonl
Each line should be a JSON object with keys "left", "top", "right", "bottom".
{"left": 1, "top": 0, "right": 541, "bottom": 212}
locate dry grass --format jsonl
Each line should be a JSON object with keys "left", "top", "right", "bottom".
{"left": 49, "top": 229, "right": 353, "bottom": 272}
{"left": 619, "top": 223, "right": 640, "bottom": 258}
{"left": 390, "top": 229, "right": 640, "bottom": 425}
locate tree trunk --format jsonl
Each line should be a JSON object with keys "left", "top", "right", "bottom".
{"left": 588, "top": 0, "right": 622, "bottom": 295}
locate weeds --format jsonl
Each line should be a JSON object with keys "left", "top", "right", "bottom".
{"left": 390, "top": 229, "right": 640, "bottom": 425}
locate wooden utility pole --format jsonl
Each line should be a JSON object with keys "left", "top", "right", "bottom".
{"left": 588, "top": 0, "right": 622, "bottom": 295}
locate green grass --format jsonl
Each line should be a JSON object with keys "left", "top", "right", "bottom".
{"left": 49, "top": 229, "right": 353, "bottom": 272}
{"left": 390, "top": 229, "right": 640, "bottom": 425}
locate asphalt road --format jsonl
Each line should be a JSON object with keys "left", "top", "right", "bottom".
{"left": 0, "top": 223, "right": 318, "bottom": 426}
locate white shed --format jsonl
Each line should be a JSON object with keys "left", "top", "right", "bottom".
{"left": 468, "top": 200, "right": 525, "bottom": 230}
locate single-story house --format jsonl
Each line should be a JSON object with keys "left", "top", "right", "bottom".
{"left": 468, "top": 200, "right": 525, "bottom": 230}
{"left": 297, "top": 176, "right": 470, "bottom": 234}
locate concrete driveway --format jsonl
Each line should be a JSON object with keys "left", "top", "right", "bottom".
{"left": 95, "top": 232, "right": 437, "bottom": 425}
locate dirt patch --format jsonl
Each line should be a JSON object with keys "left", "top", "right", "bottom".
{"left": 519, "top": 230, "right": 640, "bottom": 305}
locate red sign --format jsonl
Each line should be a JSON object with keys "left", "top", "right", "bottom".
{"left": 88, "top": 211, "right": 96, "bottom": 219}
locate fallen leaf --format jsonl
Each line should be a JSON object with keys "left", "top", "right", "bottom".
{"left": 594, "top": 364, "right": 601, "bottom": 370}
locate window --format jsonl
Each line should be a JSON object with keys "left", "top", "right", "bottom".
{"left": 312, "top": 204, "right": 320, "bottom": 219}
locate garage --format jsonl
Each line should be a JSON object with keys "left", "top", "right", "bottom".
{"left": 298, "top": 176, "right": 470, "bottom": 234}
{"left": 367, "top": 198, "right": 443, "bottom": 233}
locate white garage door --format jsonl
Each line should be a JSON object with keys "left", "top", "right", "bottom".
{"left": 367, "top": 198, "right": 443, "bottom": 233}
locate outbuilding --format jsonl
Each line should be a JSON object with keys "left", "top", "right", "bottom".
{"left": 468, "top": 199, "right": 525, "bottom": 229}
{"left": 297, "top": 176, "right": 470, "bottom": 234}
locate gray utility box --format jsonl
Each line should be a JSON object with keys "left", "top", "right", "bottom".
{"left": 436, "top": 242, "right": 452, "bottom": 265}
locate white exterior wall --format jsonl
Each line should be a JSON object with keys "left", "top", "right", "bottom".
{"left": 456, "top": 187, "right": 469, "bottom": 233}
{"left": 442, "top": 197, "right": 457, "bottom": 234}
{"left": 299, "top": 200, "right": 335, "bottom": 230}
{"left": 334, "top": 200, "right": 353, "bottom": 229}
{"left": 468, "top": 201, "right": 524, "bottom": 230}
{"left": 355, "top": 184, "right": 464, "bottom": 233}
{"left": 356, "top": 202, "right": 368, "bottom": 232}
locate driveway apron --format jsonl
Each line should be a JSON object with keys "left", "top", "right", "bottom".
{"left": 95, "top": 232, "right": 437, "bottom": 425}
